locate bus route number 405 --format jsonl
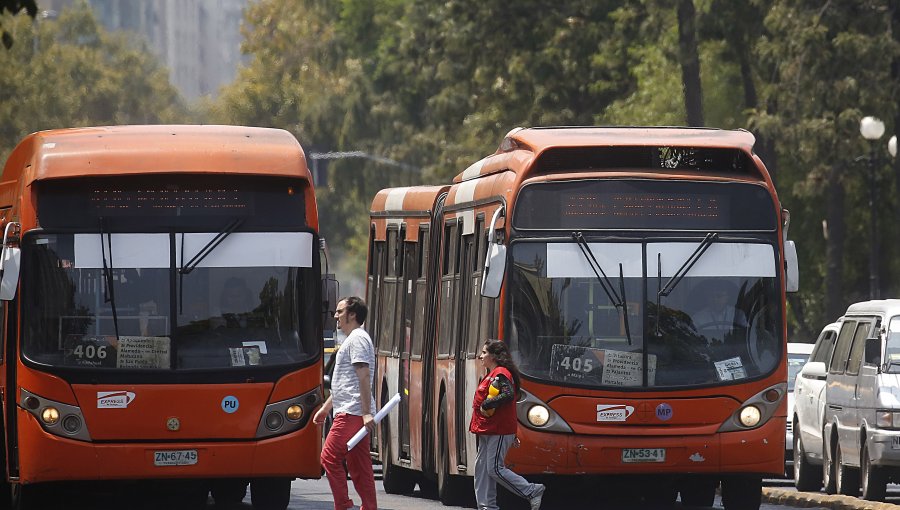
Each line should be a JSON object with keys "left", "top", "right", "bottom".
{"left": 154, "top": 449, "right": 198, "bottom": 466}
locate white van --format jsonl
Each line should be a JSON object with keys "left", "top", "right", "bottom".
{"left": 821, "top": 299, "right": 900, "bottom": 501}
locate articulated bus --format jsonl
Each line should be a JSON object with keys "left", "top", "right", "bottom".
{"left": 0, "top": 125, "right": 336, "bottom": 510}
{"left": 367, "top": 127, "right": 799, "bottom": 510}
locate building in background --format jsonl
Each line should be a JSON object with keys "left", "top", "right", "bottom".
{"left": 41, "top": 0, "right": 247, "bottom": 101}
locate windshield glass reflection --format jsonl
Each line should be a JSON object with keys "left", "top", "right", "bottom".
{"left": 508, "top": 241, "right": 781, "bottom": 388}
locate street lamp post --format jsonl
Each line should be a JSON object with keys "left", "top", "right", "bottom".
{"left": 859, "top": 116, "right": 887, "bottom": 299}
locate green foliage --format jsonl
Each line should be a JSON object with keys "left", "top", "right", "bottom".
{"left": 0, "top": 0, "right": 36, "bottom": 49}
{"left": 0, "top": 2, "right": 188, "bottom": 163}
{"left": 213, "top": 0, "right": 900, "bottom": 335}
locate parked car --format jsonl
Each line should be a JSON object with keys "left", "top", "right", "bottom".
{"left": 786, "top": 342, "right": 814, "bottom": 476}
{"left": 792, "top": 321, "right": 841, "bottom": 492}
{"left": 821, "top": 299, "right": 900, "bottom": 501}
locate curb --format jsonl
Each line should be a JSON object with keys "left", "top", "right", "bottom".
{"left": 762, "top": 488, "right": 897, "bottom": 509}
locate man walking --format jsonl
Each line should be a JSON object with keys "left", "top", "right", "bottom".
{"left": 313, "top": 296, "right": 377, "bottom": 510}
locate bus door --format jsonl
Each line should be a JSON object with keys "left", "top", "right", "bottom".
{"left": 398, "top": 238, "right": 417, "bottom": 459}
{"left": 454, "top": 223, "right": 475, "bottom": 467}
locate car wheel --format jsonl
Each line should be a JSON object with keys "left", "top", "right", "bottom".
{"left": 822, "top": 435, "right": 836, "bottom": 494}
{"left": 793, "top": 430, "right": 822, "bottom": 491}
{"left": 835, "top": 442, "right": 859, "bottom": 496}
{"left": 861, "top": 443, "right": 887, "bottom": 501}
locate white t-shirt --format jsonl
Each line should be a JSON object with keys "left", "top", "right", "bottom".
{"left": 331, "top": 327, "right": 376, "bottom": 416}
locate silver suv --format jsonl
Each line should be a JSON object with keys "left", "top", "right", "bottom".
{"left": 819, "top": 300, "right": 900, "bottom": 501}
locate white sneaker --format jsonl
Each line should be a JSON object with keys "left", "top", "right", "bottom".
{"left": 529, "top": 484, "right": 545, "bottom": 510}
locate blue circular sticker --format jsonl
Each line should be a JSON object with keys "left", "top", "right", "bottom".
{"left": 222, "top": 395, "right": 240, "bottom": 414}
{"left": 656, "top": 403, "right": 673, "bottom": 421}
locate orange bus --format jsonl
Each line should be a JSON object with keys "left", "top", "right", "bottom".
{"left": 367, "top": 127, "right": 799, "bottom": 510}
{"left": 0, "top": 125, "right": 336, "bottom": 509}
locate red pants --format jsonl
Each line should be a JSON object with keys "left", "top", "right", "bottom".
{"left": 321, "top": 413, "right": 378, "bottom": 510}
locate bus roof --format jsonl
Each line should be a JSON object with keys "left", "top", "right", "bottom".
{"left": 454, "top": 126, "right": 760, "bottom": 183}
{"left": 4, "top": 125, "right": 310, "bottom": 184}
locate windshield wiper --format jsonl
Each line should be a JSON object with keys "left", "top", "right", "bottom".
{"left": 99, "top": 218, "right": 120, "bottom": 342}
{"left": 571, "top": 232, "right": 632, "bottom": 345}
{"left": 179, "top": 218, "right": 243, "bottom": 275}
{"left": 655, "top": 232, "right": 718, "bottom": 335}
{"left": 178, "top": 218, "right": 243, "bottom": 314}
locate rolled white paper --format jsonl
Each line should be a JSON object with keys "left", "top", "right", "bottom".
{"left": 346, "top": 392, "right": 401, "bottom": 451}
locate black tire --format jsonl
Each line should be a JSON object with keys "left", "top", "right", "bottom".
{"left": 436, "top": 405, "right": 468, "bottom": 506}
{"left": 250, "top": 478, "right": 291, "bottom": 510}
{"left": 381, "top": 419, "right": 416, "bottom": 495}
{"left": 720, "top": 476, "right": 761, "bottom": 510}
{"left": 679, "top": 478, "right": 716, "bottom": 507}
{"left": 861, "top": 443, "right": 887, "bottom": 501}
{"left": 793, "top": 430, "right": 822, "bottom": 491}
{"left": 211, "top": 479, "right": 248, "bottom": 507}
{"left": 822, "top": 435, "right": 836, "bottom": 495}
{"left": 834, "top": 442, "right": 859, "bottom": 496}
{"left": 11, "top": 483, "right": 46, "bottom": 510}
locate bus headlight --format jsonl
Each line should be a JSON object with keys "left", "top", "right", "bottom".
{"left": 62, "top": 415, "right": 83, "bottom": 434}
{"left": 527, "top": 405, "right": 550, "bottom": 427}
{"left": 286, "top": 405, "right": 303, "bottom": 421}
{"left": 265, "top": 411, "right": 285, "bottom": 431}
{"left": 41, "top": 407, "right": 60, "bottom": 425}
{"left": 738, "top": 405, "right": 761, "bottom": 427}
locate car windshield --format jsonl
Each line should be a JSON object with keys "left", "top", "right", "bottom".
{"left": 508, "top": 240, "right": 782, "bottom": 388}
{"left": 23, "top": 232, "right": 319, "bottom": 371}
{"left": 787, "top": 351, "right": 810, "bottom": 391}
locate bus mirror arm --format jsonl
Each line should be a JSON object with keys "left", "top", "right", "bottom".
{"left": 0, "top": 222, "right": 21, "bottom": 301}
{"left": 481, "top": 207, "right": 506, "bottom": 299}
{"left": 322, "top": 274, "right": 339, "bottom": 331}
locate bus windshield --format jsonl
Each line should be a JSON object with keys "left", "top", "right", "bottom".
{"left": 23, "top": 232, "right": 319, "bottom": 371}
{"left": 508, "top": 240, "right": 781, "bottom": 388}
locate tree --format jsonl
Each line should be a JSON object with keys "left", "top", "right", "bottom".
{"left": 0, "top": 0, "right": 36, "bottom": 49}
{"left": 0, "top": 2, "right": 188, "bottom": 163}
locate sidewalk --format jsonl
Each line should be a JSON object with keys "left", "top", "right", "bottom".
{"left": 762, "top": 488, "right": 899, "bottom": 510}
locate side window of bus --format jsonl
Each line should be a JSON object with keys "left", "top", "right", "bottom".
{"left": 370, "top": 239, "right": 388, "bottom": 354}
{"left": 411, "top": 227, "right": 429, "bottom": 359}
{"left": 466, "top": 216, "right": 484, "bottom": 356}
{"left": 829, "top": 320, "right": 857, "bottom": 374}
{"left": 846, "top": 320, "right": 874, "bottom": 376}
{"left": 383, "top": 228, "right": 400, "bottom": 357}
{"left": 438, "top": 222, "right": 456, "bottom": 357}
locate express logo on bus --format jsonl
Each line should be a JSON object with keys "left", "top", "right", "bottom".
{"left": 97, "top": 391, "right": 136, "bottom": 409}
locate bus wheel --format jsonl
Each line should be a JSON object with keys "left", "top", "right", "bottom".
{"left": 861, "top": 443, "right": 887, "bottom": 501}
{"left": 11, "top": 483, "right": 46, "bottom": 510}
{"left": 250, "top": 478, "right": 291, "bottom": 510}
{"left": 381, "top": 419, "right": 416, "bottom": 494}
{"left": 720, "top": 476, "right": 761, "bottom": 510}
{"left": 678, "top": 478, "right": 716, "bottom": 507}
{"left": 211, "top": 479, "right": 248, "bottom": 506}
{"left": 793, "top": 431, "right": 822, "bottom": 491}
{"left": 437, "top": 406, "right": 465, "bottom": 506}
{"left": 834, "top": 442, "right": 859, "bottom": 496}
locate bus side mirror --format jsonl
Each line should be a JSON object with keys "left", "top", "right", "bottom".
{"left": 322, "top": 273, "right": 339, "bottom": 331}
{"left": 0, "top": 247, "right": 19, "bottom": 301}
{"left": 0, "top": 222, "right": 21, "bottom": 301}
{"left": 784, "top": 240, "right": 799, "bottom": 293}
{"left": 865, "top": 336, "right": 882, "bottom": 367}
{"left": 481, "top": 207, "right": 506, "bottom": 299}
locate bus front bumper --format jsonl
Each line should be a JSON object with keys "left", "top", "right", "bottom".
{"left": 506, "top": 417, "right": 785, "bottom": 477}
{"left": 15, "top": 415, "right": 323, "bottom": 484}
